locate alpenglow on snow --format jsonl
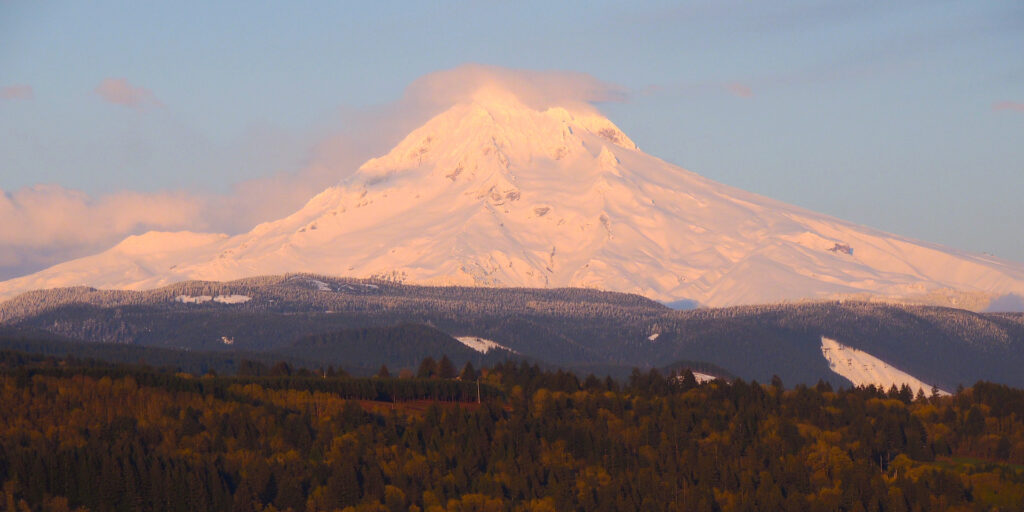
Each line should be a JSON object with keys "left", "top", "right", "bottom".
{"left": 3, "top": 86, "right": 1024, "bottom": 309}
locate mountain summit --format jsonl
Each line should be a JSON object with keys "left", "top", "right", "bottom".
{"left": 3, "top": 87, "right": 1023, "bottom": 308}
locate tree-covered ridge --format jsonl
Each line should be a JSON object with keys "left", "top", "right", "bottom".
{"left": 0, "top": 274, "right": 665, "bottom": 324}
{"left": 1, "top": 354, "right": 1023, "bottom": 511}
{"left": 4, "top": 278, "right": 1024, "bottom": 388}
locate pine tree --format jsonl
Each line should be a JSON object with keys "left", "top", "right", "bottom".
{"left": 681, "top": 369, "right": 698, "bottom": 390}
{"left": 417, "top": 357, "right": 437, "bottom": 379}
{"left": 438, "top": 356, "right": 457, "bottom": 379}
{"left": 459, "top": 362, "right": 477, "bottom": 381}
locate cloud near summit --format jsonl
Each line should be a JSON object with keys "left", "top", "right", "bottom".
{"left": 342, "top": 65, "right": 631, "bottom": 158}
{"left": 400, "top": 64, "right": 629, "bottom": 114}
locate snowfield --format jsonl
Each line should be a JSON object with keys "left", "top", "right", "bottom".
{"left": 3, "top": 85, "right": 1024, "bottom": 309}
{"left": 693, "top": 372, "right": 717, "bottom": 384}
{"left": 455, "top": 336, "right": 515, "bottom": 354}
{"left": 820, "top": 337, "right": 949, "bottom": 395}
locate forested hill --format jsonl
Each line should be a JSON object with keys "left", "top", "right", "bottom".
{"left": 0, "top": 274, "right": 666, "bottom": 324}
{"left": 2, "top": 275, "right": 1024, "bottom": 389}
{"left": 1, "top": 353, "right": 1023, "bottom": 511}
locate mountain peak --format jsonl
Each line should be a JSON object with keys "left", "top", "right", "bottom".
{"left": 358, "top": 89, "right": 636, "bottom": 177}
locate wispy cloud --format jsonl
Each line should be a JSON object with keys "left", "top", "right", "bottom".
{"left": 724, "top": 83, "right": 754, "bottom": 98}
{"left": 1, "top": 85, "right": 34, "bottom": 100}
{"left": 638, "top": 80, "right": 756, "bottom": 100}
{"left": 402, "top": 64, "right": 628, "bottom": 114}
{"left": 993, "top": 101, "right": 1024, "bottom": 113}
{"left": 95, "top": 78, "right": 163, "bottom": 109}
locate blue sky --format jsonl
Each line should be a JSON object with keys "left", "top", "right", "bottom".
{"left": 0, "top": 0, "right": 1022, "bottom": 277}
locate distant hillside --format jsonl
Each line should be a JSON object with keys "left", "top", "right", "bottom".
{"left": 3, "top": 276, "right": 1023, "bottom": 389}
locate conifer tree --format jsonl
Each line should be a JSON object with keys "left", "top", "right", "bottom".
{"left": 459, "top": 361, "right": 477, "bottom": 381}
{"left": 438, "top": 355, "right": 457, "bottom": 379}
{"left": 417, "top": 357, "right": 437, "bottom": 379}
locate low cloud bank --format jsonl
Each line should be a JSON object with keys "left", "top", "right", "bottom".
{"left": 0, "top": 186, "right": 204, "bottom": 279}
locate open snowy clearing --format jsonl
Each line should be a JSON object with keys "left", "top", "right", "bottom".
{"left": 693, "top": 372, "right": 716, "bottom": 383}
{"left": 821, "top": 337, "right": 949, "bottom": 395}
{"left": 175, "top": 294, "right": 251, "bottom": 305}
{"left": 455, "top": 336, "right": 515, "bottom": 354}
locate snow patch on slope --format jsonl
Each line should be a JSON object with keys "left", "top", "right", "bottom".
{"left": 820, "top": 337, "right": 949, "bottom": 395}
{"left": 175, "top": 294, "right": 251, "bottom": 304}
{"left": 693, "top": 372, "right": 717, "bottom": 384}
{"left": 455, "top": 336, "right": 515, "bottom": 354}
{"left": 673, "top": 371, "right": 718, "bottom": 384}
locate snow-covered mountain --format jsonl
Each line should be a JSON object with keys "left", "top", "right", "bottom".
{"left": 3, "top": 86, "right": 1024, "bottom": 308}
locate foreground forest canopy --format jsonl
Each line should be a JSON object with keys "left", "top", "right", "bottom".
{"left": 2, "top": 353, "right": 1024, "bottom": 512}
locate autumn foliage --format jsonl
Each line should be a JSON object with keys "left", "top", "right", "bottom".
{"left": 1, "top": 355, "right": 1023, "bottom": 511}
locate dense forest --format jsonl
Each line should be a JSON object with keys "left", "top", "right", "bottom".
{"left": 3, "top": 275, "right": 1024, "bottom": 389}
{"left": 2, "top": 351, "right": 1023, "bottom": 511}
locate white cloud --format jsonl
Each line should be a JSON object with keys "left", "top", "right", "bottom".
{"left": 0, "top": 185, "right": 203, "bottom": 278}
{"left": 401, "top": 63, "right": 628, "bottom": 113}
{"left": 95, "top": 78, "right": 163, "bottom": 108}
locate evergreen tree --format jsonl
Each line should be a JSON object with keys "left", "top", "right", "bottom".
{"left": 417, "top": 357, "right": 437, "bottom": 379}
{"left": 681, "top": 369, "right": 698, "bottom": 390}
{"left": 459, "top": 361, "right": 477, "bottom": 381}
{"left": 438, "top": 355, "right": 457, "bottom": 379}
